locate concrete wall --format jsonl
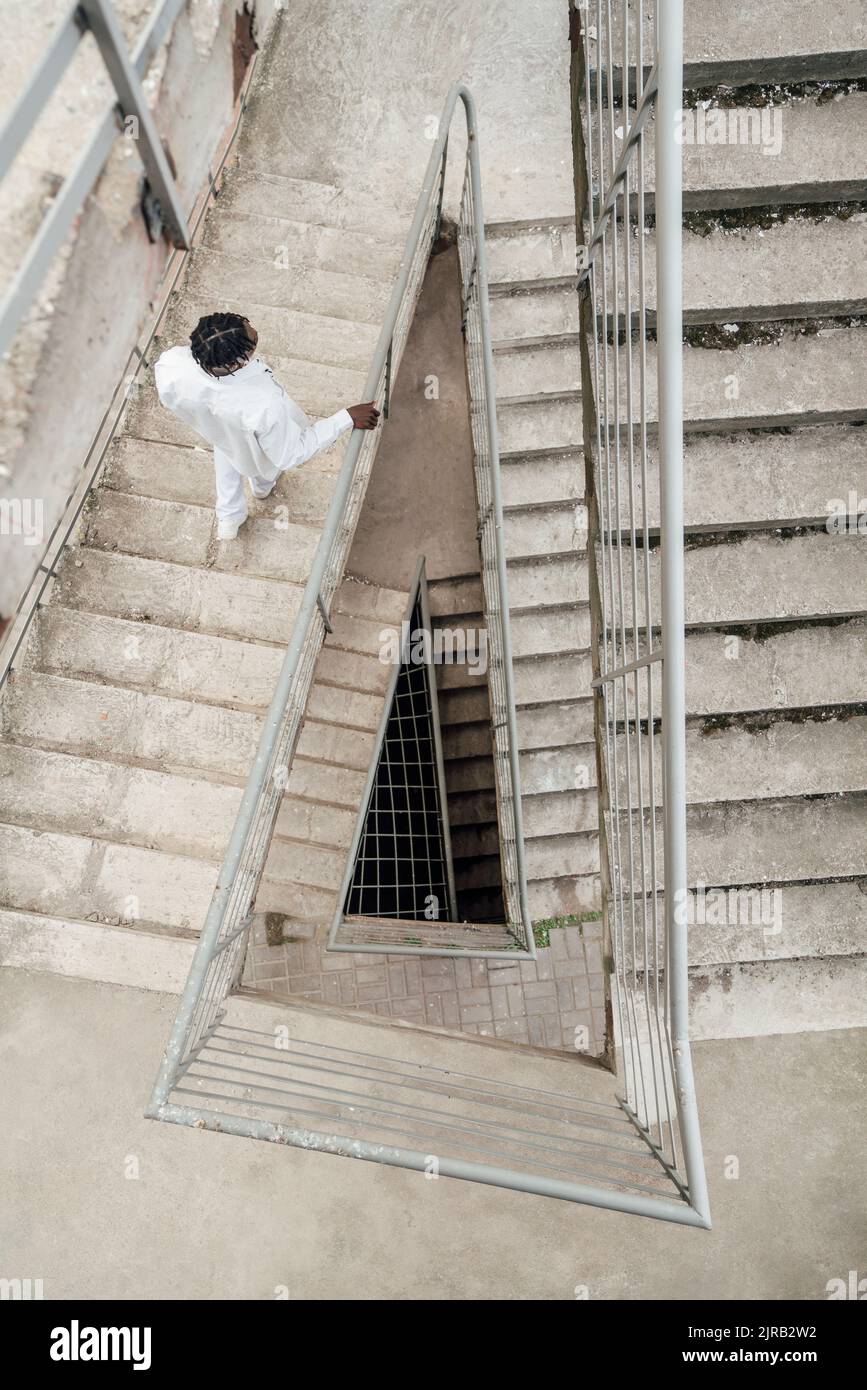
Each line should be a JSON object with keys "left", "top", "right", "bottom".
{"left": 0, "top": 0, "right": 281, "bottom": 623}
{"left": 346, "top": 245, "right": 479, "bottom": 590}
{"left": 1, "top": 966, "right": 864, "bottom": 1299}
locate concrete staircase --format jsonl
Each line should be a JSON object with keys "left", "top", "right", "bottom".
{"left": 579, "top": 1, "right": 867, "bottom": 1037}
{"left": 484, "top": 221, "right": 599, "bottom": 924}
{"left": 0, "top": 122, "right": 417, "bottom": 963}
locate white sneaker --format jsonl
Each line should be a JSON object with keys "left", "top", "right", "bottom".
{"left": 251, "top": 482, "right": 276, "bottom": 501}
{"left": 217, "top": 518, "right": 242, "bottom": 540}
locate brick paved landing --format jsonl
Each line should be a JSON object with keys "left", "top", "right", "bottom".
{"left": 244, "top": 920, "right": 607, "bottom": 1055}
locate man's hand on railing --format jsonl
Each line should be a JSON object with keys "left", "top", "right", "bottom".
{"left": 347, "top": 402, "right": 381, "bottom": 430}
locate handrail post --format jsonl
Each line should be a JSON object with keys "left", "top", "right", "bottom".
{"left": 657, "top": 0, "right": 710, "bottom": 1227}
{"left": 79, "top": 0, "right": 190, "bottom": 248}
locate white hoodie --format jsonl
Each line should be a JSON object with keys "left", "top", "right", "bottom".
{"left": 154, "top": 345, "right": 352, "bottom": 483}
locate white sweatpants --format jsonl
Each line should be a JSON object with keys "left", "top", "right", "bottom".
{"left": 213, "top": 448, "right": 279, "bottom": 526}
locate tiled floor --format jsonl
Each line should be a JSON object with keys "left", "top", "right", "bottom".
{"left": 244, "top": 919, "right": 607, "bottom": 1055}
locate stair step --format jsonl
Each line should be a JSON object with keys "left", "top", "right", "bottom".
{"left": 607, "top": 532, "right": 867, "bottom": 630}
{"left": 686, "top": 880, "right": 867, "bottom": 967}
{"left": 510, "top": 605, "right": 591, "bottom": 659}
{"left": 202, "top": 208, "right": 399, "bottom": 282}
{"left": 615, "top": 713, "right": 867, "bottom": 808}
{"left": 0, "top": 739, "right": 351, "bottom": 879}
{"left": 106, "top": 436, "right": 336, "bottom": 520}
{"left": 687, "top": 957, "right": 867, "bottom": 1040}
{"left": 528, "top": 874, "right": 600, "bottom": 920}
{"left": 34, "top": 607, "right": 283, "bottom": 712}
{"left": 506, "top": 554, "right": 589, "bottom": 609}
{"left": 486, "top": 221, "right": 578, "bottom": 284}
{"left": 441, "top": 722, "right": 494, "bottom": 762}
{"left": 523, "top": 788, "right": 599, "bottom": 838}
{"left": 628, "top": 423, "right": 867, "bottom": 533}
{"left": 3, "top": 672, "right": 259, "bottom": 781}
{"left": 454, "top": 856, "right": 505, "bottom": 892}
{"left": 85, "top": 489, "right": 320, "bottom": 586}
{"left": 445, "top": 787, "right": 499, "bottom": 828}
{"left": 646, "top": 91, "right": 867, "bottom": 210}
{"left": 678, "top": 0, "right": 867, "bottom": 86}
{"left": 264, "top": 836, "right": 346, "bottom": 893}
{"left": 686, "top": 795, "right": 867, "bottom": 887}
{"left": 513, "top": 651, "right": 594, "bottom": 705}
{"left": 284, "top": 756, "right": 366, "bottom": 809}
{"left": 683, "top": 619, "right": 867, "bottom": 717}
{"left": 498, "top": 394, "right": 583, "bottom": 455}
{"left": 335, "top": 577, "right": 409, "bottom": 623}
{"left": 217, "top": 166, "right": 412, "bottom": 242}
{"left": 593, "top": 325, "right": 867, "bottom": 433}
{"left": 500, "top": 452, "right": 584, "bottom": 508}
{"left": 0, "top": 822, "right": 215, "bottom": 933}
{"left": 504, "top": 501, "right": 587, "bottom": 559}
{"left": 450, "top": 820, "right": 502, "bottom": 861}
{"left": 56, "top": 547, "right": 304, "bottom": 646}
{"left": 296, "top": 718, "right": 375, "bottom": 772}
{"left": 184, "top": 247, "right": 390, "bottom": 328}
{"left": 526, "top": 833, "right": 600, "bottom": 882}
{"left": 313, "top": 645, "right": 392, "bottom": 694}
{"left": 489, "top": 284, "right": 579, "bottom": 344}
{"left": 446, "top": 743, "right": 598, "bottom": 799}
{"left": 324, "top": 610, "right": 398, "bottom": 657}
{"left": 678, "top": 215, "right": 867, "bottom": 323}
{"left": 304, "top": 682, "right": 384, "bottom": 732}
{"left": 517, "top": 699, "right": 595, "bottom": 750}
{"left": 427, "top": 574, "right": 484, "bottom": 617}
{"left": 436, "top": 685, "right": 490, "bottom": 726}
{"left": 494, "top": 343, "right": 582, "bottom": 398}
{"left": 521, "top": 745, "right": 598, "bottom": 797}
{"left": 618, "top": 796, "right": 867, "bottom": 890}
{"left": 0, "top": 743, "right": 237, "bottom": 862}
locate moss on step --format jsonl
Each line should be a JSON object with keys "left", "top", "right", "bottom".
{"left": 683, "top": 76, "right": 867, "bottom": 111}
{"left": 683, "top": 313, "right": 867, "bottom": 352}
{"left": 532, "top": 909, "right": 602, "bottom": 948}
{"left": 683, "top": 198, "right": 867, "bottom": 238}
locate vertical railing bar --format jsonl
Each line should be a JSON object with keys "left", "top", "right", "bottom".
{"left": 656, "top": 0, "right": 710, "bottom": 1223}
{"left": 593, "top": 1, "right": 637, "bottom": 1109}
{"left": 584, "top": 7, "right": 633, "bottom": 1079}
{"left": 606, "top": 0, "right": 648, "bottom": 1126}
{"left": 621, "top": 0, "right": 665, "bottom": 1147}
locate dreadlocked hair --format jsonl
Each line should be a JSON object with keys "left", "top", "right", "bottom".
{"left": 190, "top": 312, "right": 256, "bottom": 376}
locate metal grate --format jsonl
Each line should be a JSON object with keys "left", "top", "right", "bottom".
{"left": 345, "top": 590, "right": 456, "bottom": 923}
{"left": 330, "top": 561, "right": 525, "bottom": 956}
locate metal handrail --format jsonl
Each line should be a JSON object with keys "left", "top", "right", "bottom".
{"left": 456, "top": 125, "right": 534, "bottom": 949}
{"left": 149, "top": 81, "right": 532, "bottom": 1104}
{"left": 0, "top": 36, "right": 260, "bottom": 688}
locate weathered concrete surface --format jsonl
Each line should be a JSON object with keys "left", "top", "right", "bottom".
{"left": 235, "top": 0, "right": 576, "bottom": 227}
{"left": 346, "top": 248, "right": 480, "bottom": 589}
{"left": 619, "top": 0, "right": 867, "bottom": 84}
{"left": 647, "top": 93, "right": 867, "bottom": 209}
{"left": 1, "top": 968, "right": 864, "bottom": 1300}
